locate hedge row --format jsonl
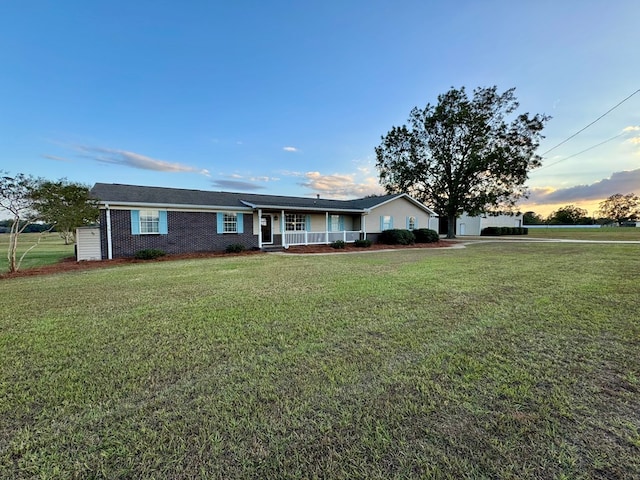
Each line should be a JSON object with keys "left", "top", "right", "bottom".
{"left": 379, "top": 228, "right": 440, "bottom": 245}
{"left": 480, "top": 227, "right": 529, "bottom": 236}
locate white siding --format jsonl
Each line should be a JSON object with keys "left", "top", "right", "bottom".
{"left": 368, "top": 197, "right": 433, "bottom": 233}
{"left": 76, "top": 227, "right": 101, "bottom": 261}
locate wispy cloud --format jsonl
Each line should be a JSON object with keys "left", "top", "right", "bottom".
{"left": 76, "top": 146, "right": 210, "bottom": 176}
{"left": 42, "top": 154, "right": 72, "bottom": 162}
{"left": 210, "top": 180, "right": 266, "bottom": 191}
{"left": 525, "top": 169, "right": 640, "bottom": 205}
{"left": 298, "top": 171, "right": 384, "bottom": 199}
{"left": 623, "top": 126, "right": 640, "bottom": 132}
{"left": 283, "top": 146, "right": 298, "bottom": 152}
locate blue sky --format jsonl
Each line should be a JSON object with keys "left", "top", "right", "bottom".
{"left": 1, "top": 0, "right": 639, "bottom": 217}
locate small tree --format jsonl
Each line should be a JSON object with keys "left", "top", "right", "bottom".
{"left": 597, "top": 193, "right": 639, "bottom": 226}
{"left": 523, "top": 211, "right": 544, "bottom": 225}
{"left": 30, "top": 179, "right": 99, "bottom": 244}
{"left": 376, "top": 86, "right": 549, "bottom": 238}
{"left": 0, "top": 172, "right": 41, "bottom": 273}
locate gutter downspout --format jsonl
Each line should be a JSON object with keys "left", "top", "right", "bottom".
{"left": 105, "top": 204, "right": 113, "bottom": 260}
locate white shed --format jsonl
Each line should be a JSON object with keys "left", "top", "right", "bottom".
{"left": 76, "top": 226, "right": 102, "bottom": 261}
{"left": 456, "top": 212, "right": 523, "bottom": 236}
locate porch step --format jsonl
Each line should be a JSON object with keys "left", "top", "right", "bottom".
{"left": 261, "top": 245, "right": 285, "bottom": 252}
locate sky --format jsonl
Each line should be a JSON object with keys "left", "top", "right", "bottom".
{"left": 1, "top": 0, "right": 639, "bottom": 218}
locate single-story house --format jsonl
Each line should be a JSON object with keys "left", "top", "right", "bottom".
{"left": 455, "top": 212, "right": 524, "bottom": 236}
{"left": 83, "top": 183, "right": 438, "bottom": 260}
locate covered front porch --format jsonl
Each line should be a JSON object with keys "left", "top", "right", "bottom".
{"left": 255, "top": 209, "right": 367, "bottom": 249}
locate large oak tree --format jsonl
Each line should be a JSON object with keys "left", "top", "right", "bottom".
{"left": 597, "top": 193, "right": 639, "bottom": 225}
{"left": 376, "top": 86, "right": 550, "bottom": 238}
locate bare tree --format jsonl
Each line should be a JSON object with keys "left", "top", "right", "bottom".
{"left": 0, "top": 172, "right": 41, "bottom": 273}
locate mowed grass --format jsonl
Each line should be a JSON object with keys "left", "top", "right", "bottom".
{"left": 1, "top": 243, "right": 639, "bottom": 479}
{"left": 526, "top": 226, "right": 640, "bottom": 241}
{"left": 0, "top": 233, "right": 75, "bottom": 272}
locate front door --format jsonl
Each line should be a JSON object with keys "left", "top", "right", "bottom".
{"left": 261, "top": 215, "right": 273, "bottom": 244}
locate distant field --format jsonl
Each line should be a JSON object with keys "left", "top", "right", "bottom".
{"left": 1, "top": 242, "right": 639, "bottom": 479}
{"left": 0, "top": 232, "right": 75, "bottom": 272}
{"left": 525, "top": 226, "right": 640, "bottom": 240}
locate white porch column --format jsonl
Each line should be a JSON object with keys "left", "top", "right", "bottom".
{"left": 106, "top": 204, "right": 113, "bottom": 260}
{"left": 362, "top": 213, "right": 367, "bottom": 240}
{"left": 257, "top": 208, "right": 262, "bottom": 248}
{"left": 325, "top": 211, "right": 329, "bottom": 244}
{"left": 281, "top": 210, "right": 286, "bottom": 247}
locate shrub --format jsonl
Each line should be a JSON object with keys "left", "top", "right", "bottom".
{"left": 413, "top": 228, "right": 440, "bottom": 243}
{"left": 134, "top": 249, "right": 166, "bottom": 260}
{"left": 225, "top": 243, "right": 246, "bottom": 254}
{"left": 330, "top": 240, "right": 346, "bottom": 249}
{"left": 354, "top": 239, "right": 372, "bottom": 248}
{"left": 379, "top": 229, "right": 415, "bottom": 245}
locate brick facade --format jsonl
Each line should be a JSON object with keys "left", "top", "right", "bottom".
{"left": 99, "top": 209, "right": 258, "bottom": 259}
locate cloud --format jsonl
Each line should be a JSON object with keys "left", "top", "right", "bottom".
{"left": 42, "top": 154, "right": 72, "bottom": 162}
{"left": 526, "top": 169, "right": 640, "bottom": 205}
{"left": 623, "top": 126, "right": 640, "bottom": 132}
{"left": 283, "top": 146, "right": 299, "bottom": 152}
{"left": 210, "top": 180, "right": 266, "bottom": 191}
{"left": 77, "top": 146, "right": 210, "bottom": 176}
{"left": 299, "top": 171, "right": 384, "bottom": 199}
{"left": 628, "top": 137, "right": 640, "bottom": 145}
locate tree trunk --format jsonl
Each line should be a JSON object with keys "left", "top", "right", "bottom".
{"left": 446, "top": 215, "right": 456, "bottom": 239}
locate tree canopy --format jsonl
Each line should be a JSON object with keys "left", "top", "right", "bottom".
{"left": 546, "top": 205, "right": 592, "bottom": 225}
{"left": 375, "top": 86, "right": 550, "bottom": 238}
{"left": 30, "top": 179, "right": 99, "bottom": 244}
{"left": 597, "top": 193, "right": 639, "bottom": 226}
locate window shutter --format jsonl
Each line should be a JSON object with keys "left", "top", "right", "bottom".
{"left": 131, "top": 210, "right": 140, "bottom": 235}
{"left": 380, "top": 216, "right": 384, "bottom": 231}
{"left": 305, "top": 215, "right": 311, "bottom": 231}
{"left": 390, "top": 216, "right": 394, "bottom": 229}
{"left": 216, "top": 212, "right": 224, "bottom": 233}
{"left": 327, "top": 216, "right": 332, "bottom": 232}
{"left": 159, "top": 211, "right": 168, "bottom": 234}
{"left": 339, "top": 215, "right": 345, "bottom": 231}
{"left": 237, "top": 213, "right": 244, "bottom": 234}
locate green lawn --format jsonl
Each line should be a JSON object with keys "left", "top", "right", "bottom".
{"left": 1, "top": 243, "right": 639, "bottom": 479}
{"left": 0, "top": 232, "right": 75, "bottom": 272}
{"left": 526, "top": 226, "right": 640, "bottom": 240}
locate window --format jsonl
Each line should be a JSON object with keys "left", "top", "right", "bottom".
{"left": 407, "top": 216, "right": 416, "bottom": 230}
{"left": 216, "top": 212, "right": 244, "bottom": 234}
{"left": 380, "top": 215, "right": 393, "bottom": 230}
{"left": 223, "top": 213, "right": 238, "bottom": 233}
{"left": 285, "top": 214, "right": 306, "bottom": 231}
{"left": 131, "top": 210, "right": 167, "bottom": 235}
{"left": 140, "top": 210, "right": 160, "bottom": 233}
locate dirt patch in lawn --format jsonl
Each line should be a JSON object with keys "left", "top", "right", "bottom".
{"left": 1, "top": 241, "right": 455, "bottom": 279}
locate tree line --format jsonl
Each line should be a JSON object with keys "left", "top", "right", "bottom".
{"left": 0, "top": 172, "right": 99, "bottom": 273}
{"left": 524, "top": 193, "right": 640, "bottom": 226}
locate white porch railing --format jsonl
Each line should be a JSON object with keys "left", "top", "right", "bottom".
{"left": 284, "top": 230, "right": 361, "bottom": 246}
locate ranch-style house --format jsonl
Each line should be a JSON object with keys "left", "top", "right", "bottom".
{"left": 79, "top": 183, "right": 438, "bottom": 260}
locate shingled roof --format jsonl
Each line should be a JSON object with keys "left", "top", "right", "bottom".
{"left": 90, "top": 183, "right": 426, "bottom": 213}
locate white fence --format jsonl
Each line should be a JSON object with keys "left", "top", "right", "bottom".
{"left": 284, "top": 230, "right": 361, "bottom": 246}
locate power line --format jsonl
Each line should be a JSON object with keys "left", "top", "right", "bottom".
{"left": 537, "top": 132, "right": 625, "bottom": 171}
{"left": 540, "top": 88, "right": 640, "bottom": 157}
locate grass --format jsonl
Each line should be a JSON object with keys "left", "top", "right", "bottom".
{"left": 1, "top": 242, "right": 639, "bottom": 478}
{"left": 526, "top": 226, "right": 640, "bottom": 240}
{"left": 0, "top": 232, "right": 75, "bottom": 272}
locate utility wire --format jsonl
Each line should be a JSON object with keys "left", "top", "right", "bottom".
{"left": 540, "top": 88, "right": 640, "bottom": 157}
{"left": 537, "top": 132, "right": 625, "bottom": 171}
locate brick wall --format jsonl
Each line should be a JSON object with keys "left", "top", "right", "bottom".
{"left": 99, "top": 209, "right": 258, "bottom": 259}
